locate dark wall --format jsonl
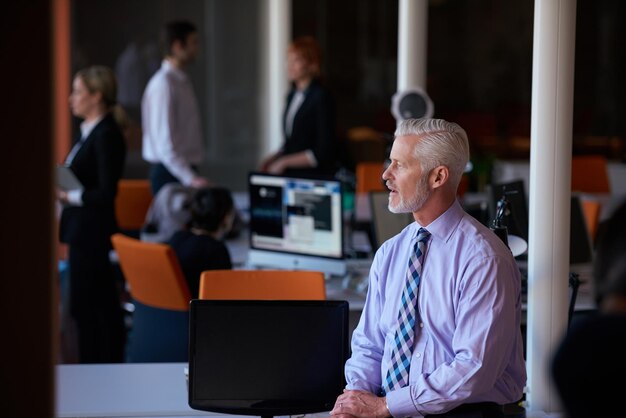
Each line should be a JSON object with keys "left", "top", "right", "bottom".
{"left": 71, "top": 0, "right": 261, "bottom": 188}
{"left": 574, "top": 0, "right": 626, "bottom": 136}
{"left": 294, "top": 0, "right": 626, "bottom": 142}
{"left": 71, "top": 0, "right": 626, "bottom": 141}
{"left": 1, "top": 1, "right": 55, "bottom": 416}
{"left": 70, "top": 0, "right": 626, "bottom": 184}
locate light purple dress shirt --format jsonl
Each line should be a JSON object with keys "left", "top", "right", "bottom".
{"left": 345, "top": 200, "right": 526, "bottom": 417}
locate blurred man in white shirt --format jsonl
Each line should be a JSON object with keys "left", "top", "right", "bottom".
{"left": 142, "top": 20, "right": 210, "bottom": 194}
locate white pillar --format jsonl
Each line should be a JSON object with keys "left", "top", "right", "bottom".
{"left": 260, "top": 0, "right": 291, "bottom": 160}
{"left": 397, "top": 0, "right": 428, "bottom": 91}
{"left": 526, "top": 0, "right": 577, "bottom": 413}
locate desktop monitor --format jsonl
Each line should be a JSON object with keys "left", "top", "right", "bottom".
{"left": 188, "top": 300, "right": 350, "bottom": 417}
{"left": 247, "top": 172, "right": 346, "bottom": 276}
{"left": 369, "top": 190, "right": 414, "bottom": 249}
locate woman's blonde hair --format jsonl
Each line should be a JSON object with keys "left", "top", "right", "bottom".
{"left": 76, "top": 65, "right": 128, "bottom": 128}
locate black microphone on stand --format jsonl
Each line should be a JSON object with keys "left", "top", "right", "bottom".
{"left": 490, "top": 192, "right": 510, "bottom": 247}
{"left": 490, "top": 188, "right": 528, "bottom": 258}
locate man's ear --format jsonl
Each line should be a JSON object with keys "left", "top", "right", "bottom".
{"left": 430, "top": 165, "right": 449, "bottom": 190}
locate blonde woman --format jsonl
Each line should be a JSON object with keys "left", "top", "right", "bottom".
{"left": 59, "top": 66, "right": 127, "bottom": 363}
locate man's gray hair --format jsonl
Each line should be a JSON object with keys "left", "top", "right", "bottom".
{"left": 394, "top": 118, "right": 470, "bottom": 188}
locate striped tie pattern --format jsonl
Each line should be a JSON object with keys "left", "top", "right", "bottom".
{"left": 382, "top": 228, "right": 431, "bottom": 395}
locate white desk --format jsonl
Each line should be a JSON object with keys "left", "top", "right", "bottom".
{"left": 55, "top": 362, "right": 563, "bottom": 418}
{"left": 56, "top": 362, "right": 207, "bottom": 417}
{"left": 56, "top": 362, "right": 336, "bottom": 418}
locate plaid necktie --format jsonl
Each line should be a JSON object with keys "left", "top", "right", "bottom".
{"left": 382, "top": 227, "right": 431, "bottom": 395}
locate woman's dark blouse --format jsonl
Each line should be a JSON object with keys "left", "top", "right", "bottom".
{"left": 167, "top": 230, "right": 232, "bottom": 298}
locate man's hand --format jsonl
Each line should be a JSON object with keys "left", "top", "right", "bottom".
{"left": 189, "top": 176, "right": 212, "bottom": 188}
{"left": 267, "top": 157, "right": 286, "bottom": 175}
{"left": 330, "top": 389, "right": 390, "bottom": 418}
{"left": 259, "top": 153, "right": 279, "bottom": 172}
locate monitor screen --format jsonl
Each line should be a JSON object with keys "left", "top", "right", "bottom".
{"left": 247, "top": 172, "right": 346, "bottom": 275}
{"left": 188, "top": 300, "right": 349, "bottom": 417}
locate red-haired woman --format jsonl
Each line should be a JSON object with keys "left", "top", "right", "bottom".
{"left": 260, "top": 36, "right": 338, "bottom": 178}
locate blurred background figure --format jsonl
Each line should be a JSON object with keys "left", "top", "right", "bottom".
{"left": 58, "top": 66, "right": 127, "bottom": 363}
{"left": 167, "top": 187, "right": 235, "bottom": 298}
{"left": 141, "top": 183, "right": 196, "bottom": 244}
{"left": 551, "top": 200, "right": 626, "bottom": 418}
{"left": 115, "top": 29, "right": 159, "bottom": 123}
{"left": 142, "top": 20, "right": 210, "bottom": 195}
{"left": 259, "top": 36, "right": 338, "bottom": 178}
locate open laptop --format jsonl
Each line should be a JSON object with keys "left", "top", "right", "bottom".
{"left": 368, "top": 191, "right": 414, "bottom": 250}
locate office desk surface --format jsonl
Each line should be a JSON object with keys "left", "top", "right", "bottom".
{"left": 56, "top": 362, "right": 336, "bottom": 418}
{"left": 55, "top": 362, "right": 562, "bottom": 418}
{"left": 56, "top": 362, "right": 208, "bottom": 417}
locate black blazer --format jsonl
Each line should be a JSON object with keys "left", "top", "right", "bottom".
{"left": 282, "top": 78, "right": 337, "bottom": 176}
{"left": 60, "top": 112, "right": 126, "bottom": 246}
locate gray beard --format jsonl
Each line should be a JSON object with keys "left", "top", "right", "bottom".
{"left": 388, "top": 177, "right": 431, "bottom": 214}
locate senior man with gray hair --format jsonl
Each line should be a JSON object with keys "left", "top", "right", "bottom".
{"left": 332, "top": 118, "right": 526, "bottom": 418}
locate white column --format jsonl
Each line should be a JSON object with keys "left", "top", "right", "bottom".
{"left": 397, "top": 0, "right": 428, "bottom": 91}
{"left": 526, "top": 0, "right": 577, "bottom": 413}
{"left": 260, "top": 0, "right": 291, "bottom": 160}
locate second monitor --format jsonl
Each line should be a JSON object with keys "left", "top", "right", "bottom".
{"left": 247, "top": 172, "right": 346, "bottom": 276}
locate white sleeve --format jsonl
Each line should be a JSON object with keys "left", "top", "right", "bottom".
{"left": 147, "top": 81, "right": 196, "bottom": 185}
{"left": 304, "top": 149, "right": 317, "bottom": 167}
{"left": 66, "top": 189, "right": 83, "bottom": 206}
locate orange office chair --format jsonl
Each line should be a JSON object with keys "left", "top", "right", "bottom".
{"left": 580, "top": 198, "right": 602, "bottom": 243}
{"left": 198, "top": 269, "right": 326, "bottom": 300}
{"left": 355, "top": 161, "right": 386, "bottom": 194}
{"left": 571, "top": 155, "right": 610, "bottom": 194}
{"left": 115, "top": 179, "right": 153, "bottom": 233}
{"left": 110, "top": 233, "right": 191, "bottom": 362}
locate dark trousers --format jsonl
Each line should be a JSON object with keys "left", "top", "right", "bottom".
{"left": 425, "top": 402, "right": 505, "bottom": 418}
{"left": 68, "top": 242, "right": 125, "bottom": 363}
{"left": 149, "top": 163, "right": 180, "bottom": 196}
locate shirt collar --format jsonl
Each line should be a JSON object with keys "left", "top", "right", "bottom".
{"left": 162, "top": 59, "right": 187, "bottom": 81}
{"left": 80, "top": 114, "right": 104, "bottom": 140}
{"left": 413, "top": 199, "right": 464, "bottom": 243}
